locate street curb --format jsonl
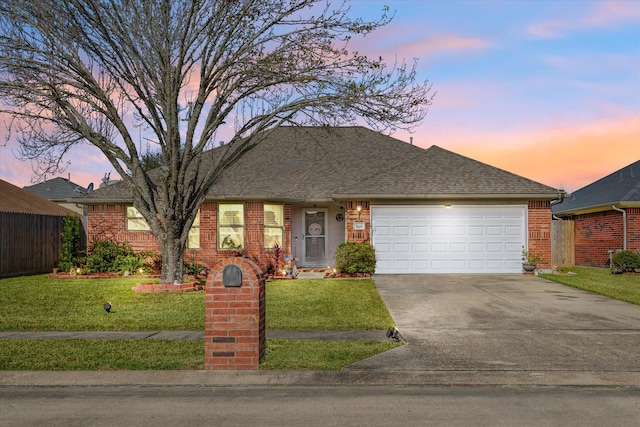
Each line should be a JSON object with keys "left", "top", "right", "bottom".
{"left": 2, "top": 370, "right": 639, "bottom": 388}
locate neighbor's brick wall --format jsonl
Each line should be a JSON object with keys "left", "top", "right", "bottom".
{"left": 628, "top": 208, "right": 640, "bottom": 249}
{"left": 87, "top": 202, "right": 291, "bottom": 271}
{"left": 528, "top": 201, "right": 552, "bottom": 269}
{"left": 573, "top": 208, "right": 640, "bottom": 268}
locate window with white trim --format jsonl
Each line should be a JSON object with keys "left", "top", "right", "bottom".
{"left": 264, "top": 204, "right": 284, "bottom": 248}
{"left": 126, "top": 206, "right": 151, "bottom": 231}
{"left": 187, "top": 210, "right": 200, "bottom": 249}
{"left": 218, "top": 204, "right": 244, "bottom": 249}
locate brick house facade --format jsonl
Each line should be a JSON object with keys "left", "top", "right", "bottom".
{"left": 553, "top": 159, "right": 640, "bottom": 268}
{"left": 76, "top": 126, "right": 559, "bottom": 274}
{"left": 86, "top": 198, "right": 553, "bottom": 272}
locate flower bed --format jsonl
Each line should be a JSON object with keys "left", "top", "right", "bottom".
{"left": 132, "top": 280, "right": 204, "bottom": 293}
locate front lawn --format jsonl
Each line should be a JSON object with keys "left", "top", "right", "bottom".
{"left": 540, "top": 266, "right": 640, "bottom": 306}
{"left": 0, "top": 276, "right": 392, "bottom": 331}
{"left": 0, "top": 275, "right": 397, "bottom": 370}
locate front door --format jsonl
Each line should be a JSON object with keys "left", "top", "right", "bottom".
{"left": 303, "top": 209, "right": 327, "bottom": 267}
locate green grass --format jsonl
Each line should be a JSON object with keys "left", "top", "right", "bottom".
{"left": 0, "top": 276, "right": 391, "bottom": 331}
{"left": 0, "top": 275, "right": 203, "bottom": 331}
{"left": 266, "top": 279, "right": 394, "bottom": 330}
{"left": 0, "top": 339, "right": 204, "bottom": 370}
{"left": 0, "top": 275, "right": 397, "bottom": 370}
{"left": 0, "top": 339, "right": 400, "bottom": 370}
{"left": 540, "top": 266, "right": 640, "bottom": 306}
{"left": 260, "top": 339, "right": 400, "bottom": 370}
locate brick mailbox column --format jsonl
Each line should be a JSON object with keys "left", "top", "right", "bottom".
{"left": 205, "top": 257, "right": 266, "bottom": 370}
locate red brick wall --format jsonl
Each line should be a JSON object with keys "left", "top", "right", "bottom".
{"left": 87, "top": 204, "right": 160, "bottom": 252}
{"left": 204, "top": 257, "right": 266, "bottom": 370}
{"left": 527, "top": 201, "right": 551, "bottom": 269}
{"left": 573, "top": 208, "right": 640, "bottom": 268}
{"left": 87, "top": 202, "right": 291, "bottom": 271}
{"left": 627, "top": 208, "right": 640, "bottom": 250}
{"left": 346, "top": 200, "right": 370, "bottom": 243}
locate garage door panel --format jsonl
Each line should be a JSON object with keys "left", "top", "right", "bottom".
{"left": 372, "top": 205, "right": 526, "bottom": 274}
{"left": 450, "top": 242, "right": 466, "bottom": 252}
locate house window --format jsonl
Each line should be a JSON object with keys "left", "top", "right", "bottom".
{"left": 127, "top": 207, "right": 200, "bottom": 249}
{"left": 188, "top": 210, "right": 200, "bottom": 249}
{"left": 218, "top": 204, "right": 244, "bottom": 249}
{"left": 264, "top": 204, "right": 284, "bottom": 248}
{"left": 126, "top": 206, "right": 151, "bottom": 231}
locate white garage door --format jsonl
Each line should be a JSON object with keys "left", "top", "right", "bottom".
{"left": 371, "top": 205, "right": 527, "bottom": 274}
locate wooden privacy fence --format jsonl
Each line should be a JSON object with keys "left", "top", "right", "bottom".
{"left": 0, "top": 212, "right": 84, "bottom": 278}
{"left": 552, "top": 218, "right": 574, "bottom": 266}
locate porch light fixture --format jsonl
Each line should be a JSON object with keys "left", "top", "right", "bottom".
{"left": 356, "top": 205, "right": 362, "bottom": 219}
{"left": 444, "top": 205, "right": 451, "bottom": 209}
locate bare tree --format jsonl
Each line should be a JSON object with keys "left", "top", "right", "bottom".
{"left": 0, "top": 0, "right": 433, "bottom": 283}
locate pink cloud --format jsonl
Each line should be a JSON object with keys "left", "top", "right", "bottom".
{"left": 391, "top": 34, "right": 494, "bottom": 59}
{"left": 527, "top": 0, "right": 640, "bottom": 39}
{"left": 415, "top": 115, "right": 640, "bottom": 193}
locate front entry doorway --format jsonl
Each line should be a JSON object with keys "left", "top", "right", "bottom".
{"left": 302, "top": 209, "right": 328, "bottom": 267}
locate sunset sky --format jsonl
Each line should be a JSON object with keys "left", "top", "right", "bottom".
{"left": 1, "top": 0, "right": 638, "bottom": 193}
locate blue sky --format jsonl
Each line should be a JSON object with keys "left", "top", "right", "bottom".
{"left": 1, "top": 0, "right": 639, "bottom": 192}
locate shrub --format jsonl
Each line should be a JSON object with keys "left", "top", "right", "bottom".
{"left": 58, "top": 214, "right": 81, "bottom": 272}
{"left": 184, "top": 258, "right": 209, "bottom": 276}
{"left": 613, "top": 250, "right": 640, "bottom": 272}
{"left": 116, "top": 254, "right": 148, "bottom": 275}
{"left": 334, "top": 242, "right": 376, "bottom": 274}
{"left": 84, "top": 239, "right": 135, "bottom": 273}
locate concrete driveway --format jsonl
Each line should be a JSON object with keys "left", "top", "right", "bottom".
{"left": 347, "top": 274, "right": 640, "bottom": 385}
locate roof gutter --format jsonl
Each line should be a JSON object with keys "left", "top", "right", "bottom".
{"left": 554, "top": 201, "right": 640, "bottom": 217}
{"left": 331, "top": 193, "right": 561, "bottom": 201}
{"left": 611, "top": 205, "right": 627, "bottom": 250}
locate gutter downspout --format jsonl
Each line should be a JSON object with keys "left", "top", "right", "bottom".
{"left": 611, "top": 205, "right": 627, "bottom": 250}
{"left": 550, "top": 190, "right": 567, "bottom": 207}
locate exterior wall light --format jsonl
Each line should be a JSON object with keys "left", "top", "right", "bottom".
{"left": 356, "top": 205, "right": 362, "bottom": 219}
{"left": 444, "top": 205, "right": 451, "bottom": 209}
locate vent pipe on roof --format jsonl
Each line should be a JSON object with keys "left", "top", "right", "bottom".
{"left": 409, "top": 137, "right": 413, "bottom": 145}
{"left": 612, "top": 205, "right": 627, "bottom": 250}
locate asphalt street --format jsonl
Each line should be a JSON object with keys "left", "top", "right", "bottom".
{"left": 1, "top": 385, "right": 639, "bottom": 427}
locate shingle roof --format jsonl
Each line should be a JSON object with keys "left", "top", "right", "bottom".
{"left": 0, "top": 179, "right": 77, "bottom": 216}
{"left": 76, "top": 126, "right": 559, "bottom": 203}
{"left": 23, "top": 177, "right": 87, "bottom": 201}
{"left": 553, "top": 159, "right": 640, "bottom": 215}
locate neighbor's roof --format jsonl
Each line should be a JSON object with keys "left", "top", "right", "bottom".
{"left": 0, "top": 179, "right": 77, "bottom": 216}
{"left": 23, "top": 177, "right": 87, "bottom": 201}
{"left": 75, "top": 126, "right": 560, "bottom": 203}
{"left": 553, "top": 159, "right": 640, "bottom": 216}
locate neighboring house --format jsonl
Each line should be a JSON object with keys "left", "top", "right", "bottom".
{"left": 0, "top": 179, "right": 78, "bottom": 278}
{"left": 553, "top": 159, "right": 640, "bottom": 268}
{"left": 23, "top": 176, "right": 88, "bottom": 216}
{"left": 73, "top": 126, "right": 561, "bottom": 274}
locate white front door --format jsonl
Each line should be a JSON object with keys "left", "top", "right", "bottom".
{"left": 302, "top": 209, "right": 328, "bottom": 267}
{"left": 372, "top": 205, "right": 527, "bottom": 274}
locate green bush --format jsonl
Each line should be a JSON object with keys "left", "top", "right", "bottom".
{"left": 58, "top": 214, "right": 81, "bottom": 272}
{"left": 84, "top": 239, "right": 135, "bottom": 273}
{"left": 116, "top": 255, "right": 148, "bottom": 275}
{"left": 184, "top": 258, "right": 209, "bottom": 276}
{"left": 334, "top": 242, "right": 376, "bottom": 274}
{"left": 613, "top": 250, "right": 640, "bottom": 272}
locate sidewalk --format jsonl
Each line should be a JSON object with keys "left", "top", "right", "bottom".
{"left": 0, "top": 330, "right": 387, "bottom": 340}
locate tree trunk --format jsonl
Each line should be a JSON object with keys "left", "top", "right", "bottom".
{"left": 159, "top": 235, "right": 186, "bottom": 284}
